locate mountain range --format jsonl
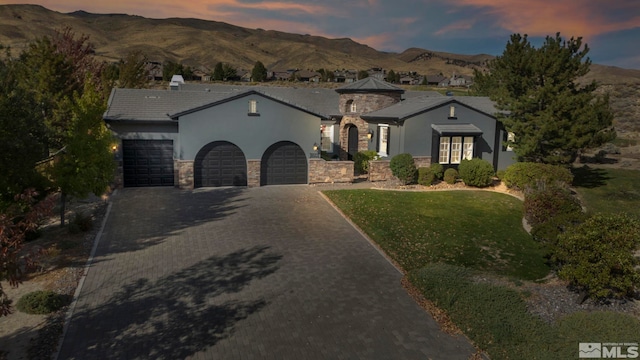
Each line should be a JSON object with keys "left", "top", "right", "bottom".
{"left": 1, "top": 4, "right": 639, "bottom": 85}
{"left": 0, "top": 4, "right": 638, "bottom": 135}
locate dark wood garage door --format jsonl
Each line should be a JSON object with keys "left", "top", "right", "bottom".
{"left": 194, "top": 141, "right": 247, "bottom": 187}
{"left": 122, "top": 139, "right": 174, "bottom": 187}
{"left": 261, "top": 141, "right": 307, "bottom": 185}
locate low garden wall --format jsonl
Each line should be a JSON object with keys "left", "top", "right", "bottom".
{"left": 309, "top": 159, "right": 354, "bottom": 184}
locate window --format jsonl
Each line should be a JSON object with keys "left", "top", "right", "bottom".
{"left": 439, "top": 137, "right": 450, "bottom": 164}
{"left": 507, "top": 132, "right": 515, "bottom": 151}
{"left": 463, "top": 137, "right": 474, "bottom": 160}
{"left": 439, "top": 136, "right": 474, "bottom": 164}
{"left": 248, "top": 99, "right": 258, "bottom": 114}
{"left": 346, "top": 99, "right": 356, "bottom": 113}
{"left": 377, "top": 125, "right": 389, "bottom": 156}
{"left": 450, "top": 136, "right": 462, "bottom": 163}
{"left": 321, "top": 125, "right": 333, "bottom": 152}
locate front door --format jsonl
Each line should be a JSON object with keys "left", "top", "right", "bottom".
{"left": 347, "top": 125, "right": 358, "bottom": 160}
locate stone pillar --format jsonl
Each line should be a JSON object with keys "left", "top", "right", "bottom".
{"left": 175, "top": 160, "right": 194, "bottom": 190}
{"left": 247, "top": 160, "right": 261, "bottom": 187}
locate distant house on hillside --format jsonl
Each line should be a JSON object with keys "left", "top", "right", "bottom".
{"left": 425, "top": 75, "right": 448, "bottom": 86}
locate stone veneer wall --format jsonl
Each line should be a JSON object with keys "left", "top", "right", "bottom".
{"left": 113, "top": 160, "right": 123, "bottom": 189}
{"left": 175, "top": 160, "right": 194, "bottom": 189}
{"left": 369, "top": 156, "right": 432, "bottom": 182}
{"left": 338, "top": 91, "right": 403, "bottom": 160}
{"left": 339, "top": 116, "right": 369, "bottom": 160}
{"left": 247, "top": 160, "right": 261, "bottom": 187}
{"left": 308, "top": 159, "right": 354, "bottom": 184}
{"left": 369, "top": 160, "right": 393, "bottom": 182}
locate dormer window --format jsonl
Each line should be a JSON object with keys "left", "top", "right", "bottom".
{"left": 248, "top": 99, "right": 259, "bottom": 115}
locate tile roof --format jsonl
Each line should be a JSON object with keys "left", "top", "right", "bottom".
{"left": 104, "top": 88, "right": 231, "bottom": 122}
{"left": 361, "top": 96, "right": 500, "bottom": 122}
{"left": 103, "top": 83, "right": 495, "bottom": 124}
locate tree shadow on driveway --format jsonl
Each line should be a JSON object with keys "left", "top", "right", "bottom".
{"left": 59, "top": 245, "right": 281, "bottom": 359}
{"left": 97, "top": 187, "right": 248, "bottom": 257}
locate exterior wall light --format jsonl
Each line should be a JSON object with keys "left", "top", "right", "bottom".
{"left": 367, "top": 130, "right": 374, "bottom": 141}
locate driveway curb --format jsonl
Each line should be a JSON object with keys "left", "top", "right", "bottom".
{"left": 54, "top": 191, "right": 116, "bottom": 360}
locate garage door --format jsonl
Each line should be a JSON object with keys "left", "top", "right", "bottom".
{"left": 194, "top": 141, "right": 247, "bottom": 187}
{"left": 261, "top": 141, "right": 307, "bottom": 185}
{"left": 122, "top": 140, "right": 174, "bottom": 187}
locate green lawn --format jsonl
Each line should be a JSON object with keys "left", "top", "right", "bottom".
{"left": 323, "top": 189, "right": 549, "bottom": 280}
{"left": 573, "top": 167, "right": 640, "bottom": 217}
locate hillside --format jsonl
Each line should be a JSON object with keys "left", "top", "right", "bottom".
{"left": 0, "top": 4, "right": 638, "bottom": 136}
{"left": 0, "top": 4, "right": 483, "bottom": 76}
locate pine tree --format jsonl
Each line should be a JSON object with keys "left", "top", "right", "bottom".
{"left": 387, "top": 70, "right": 396, "bottom": 83}
{"left": 473, "top": 33, "right": 614, "bottom": 164}
{"left": 212, "top": 62, "right": 224, "bottom": 81}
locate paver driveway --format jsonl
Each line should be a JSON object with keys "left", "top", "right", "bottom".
{"left": 57, "top": 186, "right": 475, "bottom": 359}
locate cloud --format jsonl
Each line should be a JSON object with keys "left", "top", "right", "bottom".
{"left": 434, "top": 20, "right": 475, "bottom": 36}
{"left": 444, "top": 0, "right": 640, "bottom": 40}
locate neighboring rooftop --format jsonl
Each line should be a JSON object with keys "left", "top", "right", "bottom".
{"left": 335, "top": 77, "right": 405, "bottom": 94}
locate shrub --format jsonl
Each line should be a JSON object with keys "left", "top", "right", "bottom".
{"left": 554, "top": 214, "right": 640, "bottom": 299}
{"left": 443, "top": 168, "right": 458, "bottom": 184}
{"left": 524, "top": 184, "right": 583, "bottom": 229}
{"left": 417, "top": 167, "right": 436, "bottom": 186}
{"left": 458, "top": 158, "right": 495, "bottom": 187}
{"left": 429, "top": 163, "right": 444, "bottom": 180}
{"left": 496, "top": 169, "right": 506, "bottom": 181}
{"left": 390, "top": 153, "right": 417, "bottom": 185}
{"left": 531, "top": 211, "right": 587, "bottom": 248}
{"left": 68, "top": 212, "right": 92, "bottom": 234}
{"left": 16, "top": 290, "right": 66, "bottom": 314}
{"left": 353, "top": 150, "right": 379, "bottom": 174}
{"left": 503, "top": 162, "right": 573, "bottom": 190}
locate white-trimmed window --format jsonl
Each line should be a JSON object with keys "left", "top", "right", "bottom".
{"left": 507, "top": 132, "right": 515, "bottom": 151}
{"left": 439, "top": 136, "right": 474, "bottom": 164}
{"left": 463, "top": 136, "right": 474, "bottom": 160}
{"left": 377, "top": 125, "right": 389, "bottom": 157}
{"left": 248, "top": 99, "right": 258, "bottom": 114}
{"left": 450, "top": 136, "right": 462, "bottom": 164}
{"left": 345, "top": 99, "right": 357, "bottom": 113}
{"left": 321, "top": 125, "right": 334, "bottom": 152}
{"left": 439, "top": 137, "right": 450, "bottom": 164}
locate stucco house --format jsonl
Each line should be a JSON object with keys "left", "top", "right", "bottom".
{"left": 104, "top": 77, "right": 515, "bottom": 188}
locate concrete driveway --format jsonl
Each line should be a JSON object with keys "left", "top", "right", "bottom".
{"left": 57, "top": 186, "right": 475, "bottom": 359}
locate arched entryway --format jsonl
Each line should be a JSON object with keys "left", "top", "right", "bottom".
{"left": 194, "top": 141, "right": 247, "bottom": 187}
{"left": 347, "top": 125, "right": 358, "bottom": 160}
{"left": 261, "top": 141, "right": 307, "bottom": 185}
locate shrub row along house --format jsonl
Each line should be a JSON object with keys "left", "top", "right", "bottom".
{"left": 104, "top": 77, "right": 516, "bottom": 188}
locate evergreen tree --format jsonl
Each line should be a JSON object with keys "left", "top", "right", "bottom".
{"left": 212, "top": 62, "right": 224, "bottom": 81}
{"left": 357, "top": 70, "right": 369, "bottom": 80}
{"left": 387, "top": 70, "right": 396, "bottom": 83}
{"left": 0, "top": 49, "right": 48, "bottom": 203}
{"left": 473, "top": 33, "right": 614, "bottom": 164}
{"left": 251, "top": 61, "right": 267, "bottom": 82}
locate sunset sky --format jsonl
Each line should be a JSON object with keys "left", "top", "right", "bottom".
{"left": 2, "top": 0, "right": 639, "bottom": 69}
